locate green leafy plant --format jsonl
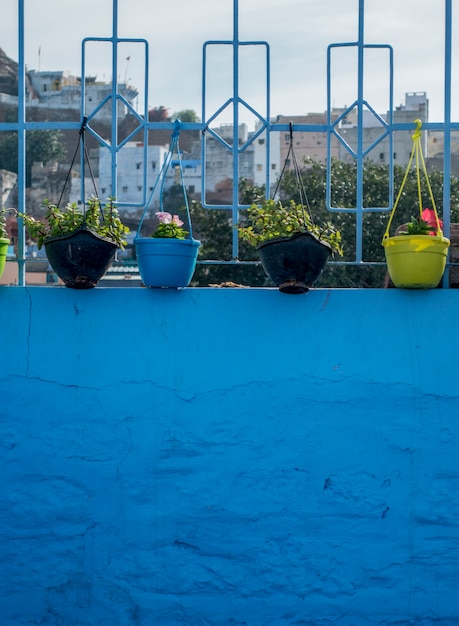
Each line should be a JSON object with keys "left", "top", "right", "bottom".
{"left": 0, "top": 208, "right": 9, "bottom": 240}
{"left": 238, "top": 198, "right": 343, "bottom": 256}
{"left": 151, "top": 211, "right": 188, "bottom": 239}
{"left": 397, "top": 208, "right": 442, "bottom": 236}
{"left": 19, "top": 196, "right": 129, "bottom": 249}
{"left": 398, "top": 216, "right": 436, "bottom": 236}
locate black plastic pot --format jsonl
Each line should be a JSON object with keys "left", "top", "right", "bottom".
{"left": 44, "top": 228, "right": 118, "bottom": 289}
{"left": 257, "top": 231, "right": 331, "bottom": 294}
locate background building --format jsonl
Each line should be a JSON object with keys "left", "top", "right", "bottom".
{"left": 337, "top": 92, "right": 429, "bottom": 165}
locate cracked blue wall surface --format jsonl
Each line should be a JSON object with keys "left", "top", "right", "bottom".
{"left": 1, "top": 286, "right": 459, "bottom": 625}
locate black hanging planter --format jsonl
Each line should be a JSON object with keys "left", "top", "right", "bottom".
{"left": 44, "top": 227, "right": 117, "bottom": 289}
{"left": 257, "top": 231, "right": 332, "bottom": 294}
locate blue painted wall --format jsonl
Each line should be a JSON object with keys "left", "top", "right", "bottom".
{"left": 1, "top": 286, "right": 459, "bottom": 625}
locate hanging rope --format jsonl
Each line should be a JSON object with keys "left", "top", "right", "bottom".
{"left": 137, "top": 119, "right": 194, "bottom": 239}
{"left": 383, "top": 119, "right": 442, "bottom": 240}
{"left": 272, "top": 121, "right": 316, "bottom": 228}
{"left": 56, "top": 117, "right": 100, "bottom": 223}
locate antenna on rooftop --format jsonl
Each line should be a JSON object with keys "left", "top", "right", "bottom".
{"left": 124, "top": 55, "right": 130, "bottom": 85}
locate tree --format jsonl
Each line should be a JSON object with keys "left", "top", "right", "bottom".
{"left": 153, "top": 162, "right": 459, "bottom": 289}
{"left": 148, "top": 106, "right": 170, "bottom": 122}
{"left": 170, "top": 109, "right": 200, "bottom": 123}
{"left": 161, "top": 184, "right": 268, "bottom": 286}
{"left": 275, "top": 158, "right": 459, "bottom": 288}
{"left": 0, "top": 129, "right": 66, "bottom": 186}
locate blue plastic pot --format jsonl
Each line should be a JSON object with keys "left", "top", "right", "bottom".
{"left": 134, "top": 237, "right": 201, "bottom": 288}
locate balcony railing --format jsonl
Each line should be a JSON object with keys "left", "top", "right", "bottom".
{"left": 0, "top": 0, "right": 456, "bottom": 285}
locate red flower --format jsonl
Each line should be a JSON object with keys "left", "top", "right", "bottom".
{"left": 422, "top": 208, "right": 442, "bottom": 235}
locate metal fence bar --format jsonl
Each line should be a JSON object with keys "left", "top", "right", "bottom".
{"left": 81, "top": 0, "right": 150, "bottom": 213}
{"left": 16, "top": 0, "right": 26, "bottom": 285}
{"left": 325, "top": 8, "right": 394, "bottom": 228}
{"left": 201, "top": 0, "right": 270, "bottom": 259}
{"left": 441, "top": 0, "right": 453, "bottom": 286}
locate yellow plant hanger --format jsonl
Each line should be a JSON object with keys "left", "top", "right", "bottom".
{"left": 382, "top": 119, "right": 443, "bottom": 241}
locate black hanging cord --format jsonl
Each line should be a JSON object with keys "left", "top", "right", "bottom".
{"left": 272, "top": 121, "right": 315, "bottom": 227}
{"left": 56, "top": 117, "right": 99, "bottom": 214}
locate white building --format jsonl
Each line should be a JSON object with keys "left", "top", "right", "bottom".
{"left": 98, "top": 142, "right": 201, "bottom": 211}
{"left": 203, "top": 123, "right": 252, "bottom": 203}
{"left": 337, "top": 92, "right": 429, "bottom": 165}
{"left": 0, "top": 169, "right": 17, "bottom": 209}
{"left": 27, "top": 70, "right": 138, "bottom": 119}
{"left": 252, "top": 122, "right": 281, "bottom": 192}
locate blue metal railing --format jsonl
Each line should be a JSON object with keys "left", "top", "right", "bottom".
{"left": 1, "top": 0, "right": 455, "bottom": 284}
{"left": 201, "top": 0, "right": 270, "bottom": 259}
{"left": 81, "top": 34, "right": 149, "bottom": 207}
{"left": 325, "top": 3, "right": 394, "bottom": 265}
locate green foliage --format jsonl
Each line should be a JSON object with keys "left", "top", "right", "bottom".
{"left": 189, "top": 201, "right": 269, "bottom": 286}
{"left": 398, "top": 217, "right": 435, "bottom": 236}
{"left": 152, "top": 222, "right": 188, "bottom": 239}
{"left": 148, "top": 208, "right": 189, "bottom": 239}
{"left": 0, "top": 208, "right": 9, "bottom": 240}
{"left": 161, "top": 162, "right": 459, "bottom": 288}
{"left": 274, "top": 158, "right": 459, "bottom": 287}
{"left": 156, "top": 186, "right": 269, "bottom": 286}
{"left": 239, "top": 179, "right": 266, "bottom": 204}
{"left": 189, "top": 202, "right": 232, "bottom": 260}
{"left": 20, "top": 197, "right": 129, "bottom": 249}
{"left": 238, "top": 198, "right": 343, "bottom": 256}
{"left": 171, "top": 109, "right": 200, "bottom": 123}
{"left": 0, "top": 129, "right": 66, "bottom": 186}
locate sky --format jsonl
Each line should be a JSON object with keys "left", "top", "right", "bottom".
{"left": 0, "top": 0, "right": 457, "bottom": 126}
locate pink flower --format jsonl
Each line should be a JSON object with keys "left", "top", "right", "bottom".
{"left": 422, "top": 208, "right": 442, "bottom": 235}
{"left": 155, "top": 212, "right": 172, "bottom": 224}
{"left": 172, "top": 215, "right": 184, "bottom": 226}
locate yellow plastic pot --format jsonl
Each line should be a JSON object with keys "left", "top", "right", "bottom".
{"left": 0, "top": 238, "right": 9, "bottom": 279}
{"left": 383, "top": 234, "right": 450, "bottom": 289}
